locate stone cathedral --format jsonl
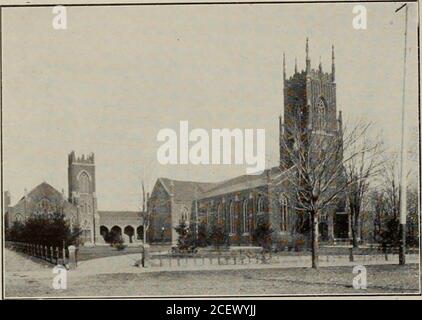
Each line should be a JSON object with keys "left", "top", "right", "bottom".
{"left": 4, "top": 39, "right": 350, "bottom": 247}
{"left": 148, "top": 39, "right": 349, "bottom": 245}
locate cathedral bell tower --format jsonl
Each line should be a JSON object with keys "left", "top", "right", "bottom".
{"left": 280, "top": 39, "right": 345, "bottom": 241}
{"left": 68, "top": 151, "right": 101, "bottom": 245}
{"left": 282, "top": 38, "right": 340, "bottom": 139}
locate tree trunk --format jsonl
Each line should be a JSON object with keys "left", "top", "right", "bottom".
{"left": 351, "top": 213, "right": 359, "bottom": 248}
{"left": 311, "top": 212, "right": 319, "bottom": 269}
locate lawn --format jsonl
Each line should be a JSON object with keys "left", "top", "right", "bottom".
{"left": 6, "top": 262, "right": 420, "bottom": 298}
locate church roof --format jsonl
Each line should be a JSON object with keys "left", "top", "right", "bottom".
{"left": 158, "top": 178, "right": 216, "bottom": 202}
{"left": 156, "top": 166, "right": 287, "bottom": 201}
{"left": 199, "top": 166, "right": 285, "bottom": 199}
{"left": 18, "top": 182, "right": 65, "bottom": 204}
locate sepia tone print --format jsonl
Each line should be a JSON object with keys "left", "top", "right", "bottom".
{"left": 1, "top": 1, "right": 420, "bottom": 298}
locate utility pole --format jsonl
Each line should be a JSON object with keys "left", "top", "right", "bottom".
{"left": 194, "top": 186, "right": 199, "bottom": 237}
{"left": 395, "top": 3, "right": 408, "bottom": 265}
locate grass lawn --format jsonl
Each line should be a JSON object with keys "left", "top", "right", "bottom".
{"left": 6, "top": 262, "right": 420, "bottom": 298}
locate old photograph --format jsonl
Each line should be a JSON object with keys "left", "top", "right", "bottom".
{"left": 1, "top": 0, "right": 420, "bottom": 299}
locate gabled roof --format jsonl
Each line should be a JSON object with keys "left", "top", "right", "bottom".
{"left": 155, "top": 166, "right": 288, "bottom": 201}
{"left": 157, "top": 178, "right": 216, "bottom": 202}
{"left": 18, "top": 182, "right": 64, "bottom": 203}
{"left": 199, "top": 166, "right": 285, "bottom": 199}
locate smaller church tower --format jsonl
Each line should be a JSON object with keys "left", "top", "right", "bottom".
{"left": 68, "top": 151, "right": 100, "bottom": 245}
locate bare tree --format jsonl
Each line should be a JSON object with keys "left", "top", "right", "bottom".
{"left": 139, "top": 158, "right": 156, "bottom": 244}
{"left": 280, "top": 115, "right": 377, "bottom": 268}
{"left": 344, "top": 123, "right": 384, "bottom": 248}
{"left": 370, "top": 155, "right": 418, "bottom": 247}
{"left": 140, "top": 181, "right": 152, "bottom": 244}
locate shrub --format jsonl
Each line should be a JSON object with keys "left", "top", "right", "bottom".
{"left": 174, "top": 219, "right": 192, "bottom": 251}
{"left": 6, "top": 212, "right": 78, "bottom": 248}
{"left": 276, "top": 238, "right": 289, "bottom": 252}
{"left": 113, "top": 238, "right": 126, "bottom": 251}
{"left": 208, "top": 222, "right": 226, "bottom": 249}
{"left": 196, "top": 221, "right": 208, "bottom": 247}
{"left": 291, "top": 234, "right": 307, "bottom": 252}
{"left": 252, "top": 222, "right": 273, "bottom": 250}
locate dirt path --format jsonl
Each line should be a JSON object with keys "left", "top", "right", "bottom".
{"left": 4, "top": 248, "right": 58, "bottom": 297}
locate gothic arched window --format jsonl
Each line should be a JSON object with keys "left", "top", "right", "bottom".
{"left": 38, "top": 198, "right": 51, "bottom": 214}
{"left": 181, "top": 206, "right": 189, "bottom": 222}
{"left": 79, "top": 172, "right": 90, "bottom": 194}
{"left": 257, "top": 196, "right": 266, "bottom": 214}
{"left": 216, "top": 202, "right": 223, "bottom": 224}
{"left": 242, "top": 200, "right": 251, "bottom": 234}
{"left": 279, "top": 194, "right": 289, "bottom": 231}
{"left": 316, "top": 98, "right": 326, "bottom": 130}
{"left": 229, "top": 201, "right": 236, "bottom": 234}
{"left": 15, "top": 213, "right": 23, "bottom": 223}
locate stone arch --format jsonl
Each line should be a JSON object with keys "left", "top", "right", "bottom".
{"left": 109, "top": 225, "right": 122, "bottom": 243}
{"left": 100, "top": 225, "right": 109, "bottom": 242}
{"left": 124, "top": 225, "right": 135, "bottom": 243}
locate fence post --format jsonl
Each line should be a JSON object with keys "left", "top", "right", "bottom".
{"left": 62, "top": 247, "right": 66, "bottom": 265}
{"left": 68, "top": 245, "right": 77, "bottom": 269}
{"left": 50, "top": 246, "right": 54, "bottom": 263}
{"left": 349, "top": 247, "right": 354, "bottom": 262}
{"left": 141, "top": 244, "right": 150, "bottom": 268}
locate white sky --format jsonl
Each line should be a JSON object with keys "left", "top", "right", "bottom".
{"left": 2, "top": 2, "right": 419, "bottom": 210}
